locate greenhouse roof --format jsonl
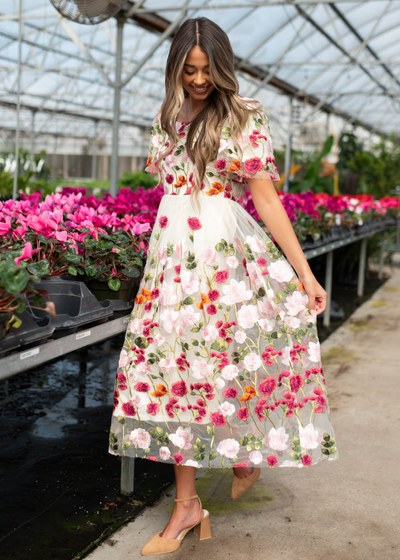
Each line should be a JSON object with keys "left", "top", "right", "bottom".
{"left": 1, "top": 0, "right": 400, "bottom": 154}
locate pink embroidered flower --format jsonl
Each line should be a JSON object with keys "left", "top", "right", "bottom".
{"left": 214, "top": 269, "right": 229, "bottom": 283}
{"left": 159, "top": 215, "right": 168, "bottom": 228}
{"left": 134, "top": 382, "right": 150, "bottom": 392}
{"left": 208, "top": 289, "right": 220, "bottom": 301}
{"left": 169, "top": 427, "right": 193, "bottom": 450}
{"left": 146, "top": 402, "right": 160, "bottom": 415}
{"left": 249, "top": 450, "right": 263, "bottom": 464}
{"left": 210, "top": 412, "right": 226, "bottom": 426}
{"left": 243, "top": 352, "right": 262, "bottom": 371}
{"left": 243, "top": 157, "right": 263, "bottom": 175}
{"left": 174, "top": 453, "right": 183, "bottom": 464}
{"left": 268, "top": 260, "right": 294, "bottom": 282}
{"left": 223, "top": 387, "right": 238, "bottom": 399}
{"left": 218, "top": 402, "right": 235, "bottom": 416}
{"left": 118, "top": 349, "right": 130, "bottom": 368}
{"left": 217, "top": 438, "right": 240, "bottom": 459}
{"left": 302, "top": 454, "right": 312, "bottom": 466}
{"left": 129, "top": 428, "right": 151, "bottom": 449}
{"left": 237, "top": 407, "right": 249, "bottom": 421}
{"left": 289, "top": 373, "right": 304, "bottom": 393}
{"left": 171, "top": 380, "right": 188, "bottom": 397}
{"left": 259, "top": 377, "right": 277, "bottom": 396}
{"left": 121, "top": 402, "right": 136, "bottom": 416}
{"left": 265, "top": 427, "right": 289, "bottom": 451}
{"left": 234, "top": 330, "right": 247, "bottom": 343}
{"left": 267, "top": 454, "right": 278, "bottom": 467}
{"left": 187, "top": 217, "right": 202, "bottom": 230}
{"left": 215, "top": 158, "right": 227, "bottom": 171}
{"left": 206, "top": 304, "right": 217, "bottom": 315}
{"left": 221, "top": 364, "right": 239, "bottom": 381}
{"left": 198, "top": 246, "right": 218, "bottom": 266}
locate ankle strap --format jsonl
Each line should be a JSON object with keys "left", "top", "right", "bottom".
{"left": 174, "top": 494, "right": 198, "bottom": 502}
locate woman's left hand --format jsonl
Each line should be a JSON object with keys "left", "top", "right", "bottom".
{"left": 298, "top": 272, "right": 327, "bottom": 315}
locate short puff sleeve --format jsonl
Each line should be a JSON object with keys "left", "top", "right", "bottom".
{"left": 144, "top": 110, "right": 165, "bottom": 174}
{"left": 222, "top": 103, "right": 280, "bottom": 183}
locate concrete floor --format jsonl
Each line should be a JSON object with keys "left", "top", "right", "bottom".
{"left": 87, "top": 266, "right": 400, "bottom": 560}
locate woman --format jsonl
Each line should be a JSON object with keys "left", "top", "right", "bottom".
{"left": 109, "top": 16, "right": 339, "bottom": 556}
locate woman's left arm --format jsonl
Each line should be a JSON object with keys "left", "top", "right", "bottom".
{"left": 247, "top": 178, "right": 327, "bottom": 315}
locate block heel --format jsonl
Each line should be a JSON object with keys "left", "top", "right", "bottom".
{"left": 193, "top": 510, "right": 212, "bottom": 540}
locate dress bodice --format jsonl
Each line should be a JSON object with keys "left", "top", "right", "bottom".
{"left": 144, "top": 96, "right": 280, "bottom": 201}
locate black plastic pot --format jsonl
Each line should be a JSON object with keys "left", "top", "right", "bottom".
{"left": 0, "top": 308, "right": 54, "bottom": 355}
{"left": 0, "top": 312, "right": 12, "bottom": 341}
{"left": 33, "top": 277, "right": 113, "bottom": 332}
{"left": 85, "top": 278, "right": 138, "bottom": 302}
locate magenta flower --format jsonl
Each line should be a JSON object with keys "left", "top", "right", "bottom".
{"left": 14, "top": 242, "right": 39, "bottom": 267}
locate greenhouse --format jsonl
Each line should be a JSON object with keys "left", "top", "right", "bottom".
{"left": 0, "top": 1, "right": 400, "bottom": 560}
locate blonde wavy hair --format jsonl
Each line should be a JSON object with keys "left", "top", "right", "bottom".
{"left": 152, "top": 16, "right": 265, "bottom": 213}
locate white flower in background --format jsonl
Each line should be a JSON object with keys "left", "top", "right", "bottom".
{"left": 218, "top": 402, "right": 235, "bottom": 416}
{"left": 237, "top": 304, "right": 259, "bottom": 329}
{"left": 226, "top": 255, "right": 239, "bottom": 268}
{"left": 299, "top": 423, "right": 323, "bottom": 449}
{"left": 159, "top": 447, "right": 171, "bottom": 460}
{"left": 129, "top": 428, "right": 151, "bottom": 449}
{"left": 217, "top": 438, "right": 240, "bottom": 458}
{"left": 203, "top": 324, "right": 219, "bottom": 341}
{"left": 160, "top": 309, "right": 179, "bottom": 333}
{"left": 284, "top": 291, "right": 308, "bottom": 316}
{"left": 246, "top": 235, "right": 264, "bottom": 253}
{"left": 308, "top": 341, "right": 321, "bottom": 362}
{"left": 234, "top": 330, "right": 247, "bottom": 343}
{"left": 249, "top": 450, "right": 263, "bottom": 465}
{"left": 180, "top": 270, "right": 200, "bottom": 294}
{"left": 198, "top": 246, "right": 218, "bottom": 266}
{"left": 192, "top": 360, "right": 214, "bottom": 379}
{"left": 159, "top": 284, "right": 178, "bottom": 306}
{"left": 221, "top": 364, "right": 239, "bottom": 380}
{"left": 118, "top": 350, "right": 130, "bottom": 368}
{"left": 169, "top": 427, "right": 193, "bottom": 450}
{"left": 265, "top": 427, "right": 289, "bottom": 451}
{"left": 268, "top": 260, "right": 294, "bottom": 283}
{"left": 220, "top": 279, "right": 253, "bottom": 305}
{"left": 159, "top": 358, "right": 176, "bottom": 374}
{"left": 244, "top": 352, "right": 262, "bottom": 371}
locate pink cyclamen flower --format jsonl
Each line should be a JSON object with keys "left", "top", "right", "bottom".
{"left": 14, "top": 242, "right": 39, "bottom": 267}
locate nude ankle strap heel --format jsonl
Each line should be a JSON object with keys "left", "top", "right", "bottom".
{"left": 141, "top": 494, "right": 212, "bottom": 556}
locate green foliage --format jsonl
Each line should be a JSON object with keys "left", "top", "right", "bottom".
{"left": 291, "top": 135, "right": 334, "bottom": 194}
{"left": 118, "top": 171, "right": 159, "bottom": 190}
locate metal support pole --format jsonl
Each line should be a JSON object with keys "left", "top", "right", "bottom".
{"left": 396, "top": 218, "right": 400, "bottom": 252}
{"left": 12, "top": 0, "right": 23, "bottom": 201}
{"left": 325, "top": 112, "right": 330, "bottom": 139}
{"left": 323, "top": 250, "right": 333, "bottom": 327}
{"left": 91, "top": 120, "right": 99, "bottom": 180}
{"left": 283, "top": 97, "right": 293, "bottom": 193}
{"left": 30, "top": 110, "right": 36, "bottom": 164}
{"left": 121, "top": 456, "right": 135, "bottom": 495}
{"left": 357, "top": 238, "right": 367, "bottom": 297}
{"left": 378, "top": 231, "right": 386, "bottom": 280}
{"left": 110, "top": 20, "right": 124, "bottom": 196}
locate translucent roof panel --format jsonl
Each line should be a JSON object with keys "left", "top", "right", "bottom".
{"left": 0, "top": 0, "right": 399, "bottom": 157}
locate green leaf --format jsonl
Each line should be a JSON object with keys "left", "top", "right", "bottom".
{"left": 121, "top": 266, "right": 140, "bottom": 278}
{"left": 68, "top": 265, "right": 78, "bottom": 276}
{"left": 134, "top": 336, "right": 149, "bottom": 349}
{"left": 182, "top": 296, "right": 195, "bottom": 305}
{"left": 274, "top": 290, "right": 286, "bottom": 304}
{"left": 0, "top": 261, "right": 30, "bottom": 294}
{"left": 209, "top": 451, "right": 218, "bottom": 460}
{"left": 108, "top": 278, "right": 121, "bottom": 291}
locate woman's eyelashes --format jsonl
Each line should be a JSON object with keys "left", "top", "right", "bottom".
{"left": 184, "top": 71, "right": 209, "bottom": 76}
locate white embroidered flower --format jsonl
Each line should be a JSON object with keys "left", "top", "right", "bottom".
{"left": 234, "top": 330, "right": 247, "bottom": 343}
{"left": 160, "top": 308, "right": 179, "bottom": 333}
{"left": 183, "top": 459, "right": 200, "bottom": 468}
{"left": 192, "top": 360, "right": 214, "bottom": 379}
{"left": 281, "top": 346, "right": 294, "bottom": 366}
{"left": 237, "top": 304, "right": 260, "bottom": 329}
{"left": 129, "top": 428, "right": 151, "bottom": 449}
{"left": 203, "top": 324, "right": 219, "bottom": 341}
{"left": 218, "top": 138, "right": 228, "bottom": 153}
{"left": 159, "top": 283, "right": 178, "bottom": 306}
{"left": 258, "top": 318, "right": 276, "bottom": 332}
{"left": 244, "top": 352, "right": 262, "bottom": 371}
{"left": 221, "top": 364, "right": 239, "bottom": 380}
{"left": 257, "top": 298, "right": 276, "bottom": 319}
{"left": 159, "top": 446, "right": 171, "bottom": 460}
{"left": 247, "top": 262, "right": 264, "bottom": 290}
{"left": 249, "top": 450, "right": 263, "bottom": 465}
{"left": 152, "top": 133, "right": 163, "bottom": 149}
{"left": 246, "top": 235, "right": 265, "bottom": 253}
{"left": 169, "top": 427, "right": 193, "bottom": 450}
{"left": 217, "top": 438, "right": 240, "bottom": 459}
{"left": 136, "top": 362, "right": 152, "bottom": 376}
{"left": 180, "top": 305, "right": 201, "bottom": 327}
{"left": 154, "top": 333, "right": 165, "bottom": 346}
{"left": 226, "top": 255, "right": 239, "bottom": 268}
{"left": 180, "top": 269, "right": 200, "bottom": 294}
{"left": 128, "top": 318, "right": 142, "bottom": 334}
{"left": 118, "top": 349, "right": 130, "bottom": 368}
{"left": 268, "top": 260, "right": 294, "bottom": 282}
{"left": 129, "top": 394, "right": 146, "bottom": 408}
{"left": 308, "top": 341, "right": 321, "bottom": 362}
{"left": 215, "top": 377, "right": 225, "bottom": 389}
{"left": 220, "top": 279, "right": 253, "bottom": 305}
{"left": 284, "top": 291, "right": 308, "bottom": 316}
{"left": 175, "top": 238, "right": 187, "bottom": 259}
{"left": 197, "top": 246, "right": 218, "bottom": 266}
{"left": 299, "top": 423, "right": 323, "bottom": 449}
{"left": 286, "top": 316, "right": 301, "bottom": 329}
{"left": 159, "top": 358, "right": 176, "bottom": 374}
{"left": 265, "top": 427, "right": 289, "bottom": 451}
{"left": 218, "top": 402, "right": 235, "bottom": 416}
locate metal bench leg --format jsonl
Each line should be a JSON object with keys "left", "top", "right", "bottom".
{"left": 323, "top": 250, "right": 333, "bottom": 327}
{"left": 357, "top": 238, "right": 367, "bottom": 297}
{"left": 121, "top": 456, "right": 135, "bottom": 496}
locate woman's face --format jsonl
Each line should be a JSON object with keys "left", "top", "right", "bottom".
{"left": 182, "top": 45, "right": 215, "bottom": 101}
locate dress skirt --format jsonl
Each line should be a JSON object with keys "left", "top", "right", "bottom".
{"left": 108, "top": 194, "right": 339, "bottom": 469}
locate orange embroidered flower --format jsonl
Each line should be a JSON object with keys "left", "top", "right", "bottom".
{"left": 135, "top": 288, "right": 152, "bottom": 304}
{"left": 298, "top": 283, "right": 305, "bottom": 291}
{"left": 227, "top": 159, "right": 242, "bottom": 173}
{"left": 206, "top": 182, "right": 224, "bottom": 197}
{"left": 135, "top": 294, "right": 146, "bottom": 304}
{"left": 239, "top": 385, "right": 257, "bottom": 402}
{"left": 151, "top": 384, "right": 169, "bottom": 398}
{"left": 146, "top": 155, "right": 152, "bottom": 167}
{"left": 196, "top": 293, "right": 210, "bottom": 310}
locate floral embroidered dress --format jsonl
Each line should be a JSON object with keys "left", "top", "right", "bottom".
{"left": 108, "top": 96, "right": 339, "bottom": 469}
